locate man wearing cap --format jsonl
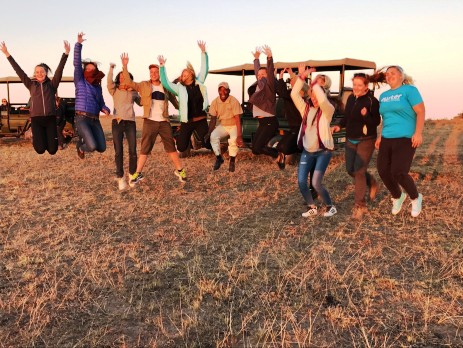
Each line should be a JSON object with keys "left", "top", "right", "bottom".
{"left": 205, "top": 82, "right": 243, "bottom": 172}
{"left": 121, "top": 53, "right": 187, "bottom": 184}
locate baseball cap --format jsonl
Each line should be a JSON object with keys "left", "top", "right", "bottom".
{"left": 218, "top": 82, "right": 229, "bottom": 90}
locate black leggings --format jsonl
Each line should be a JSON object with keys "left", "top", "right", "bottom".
{"left": 252, "top": 117, "right": 279, "bottom": 158}
{"left": 276, "top": 127, "right": 299, "bottom": 155}
{"left": 377, "top": 137, "right": 418, "bottom": 200}
{"left": 31, "top": 116, "right": 58, "bottom": 155}
{"left": 176, "top": 118, "right": 211, "bottom": 152}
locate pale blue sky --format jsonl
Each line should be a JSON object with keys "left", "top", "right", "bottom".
{"left": 1, "top": 0, "right": 462, "bottom": 118}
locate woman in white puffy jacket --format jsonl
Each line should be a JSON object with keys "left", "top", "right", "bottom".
{"left": 291, "top": 64, "right": 337, "bottom": 218}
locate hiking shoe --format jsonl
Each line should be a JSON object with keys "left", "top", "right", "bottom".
{"left": 369, "top": 176, "right": 379, "bottom": 201}
{"left": 117, "top": 177, "right": 127, "bottom": 191}
{"left": 352, "top": 205, "right": 367, "bottom": 220}
{"left": 391, "top": 192, "right": 406, "bottom": 215}
{"left": 411, "top": 193, "right": 423, "bottom": 217}
{"left": 323, "top": 205, "right": 338, "bottom": 217}
{"left": 76, "top": 142, "right": 85, "bottom": 159}
{"left": 213, "top": 156, "right": 224, "bottom": 170}
{"left": 174, "top": 168, "right": 187, "bottom": 182}
{"left": 229, "top": 160, "right": 236, "bottom": 173}
{"left": 302, "top": 205, "right": 318, "bottom": 217}
{"left": 129, "top": 172, "right": 144, "bottom": 187}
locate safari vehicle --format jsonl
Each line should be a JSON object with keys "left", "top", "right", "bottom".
{"left": 209, "top": 57, "right": 377, "bottom": 147}
{"left": 0, "top": 76, "right": 76, "bottom": 138}
{"left": 170, "top": 58, "right": 376, "bottom": 157}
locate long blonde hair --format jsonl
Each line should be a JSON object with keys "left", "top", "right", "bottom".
{"left": 369, "top": 65, "right": 414, "bottom": 88}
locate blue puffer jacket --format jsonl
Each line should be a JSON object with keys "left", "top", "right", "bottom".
{"left": 73, "top": 42, "right": 109, "bottom": 115}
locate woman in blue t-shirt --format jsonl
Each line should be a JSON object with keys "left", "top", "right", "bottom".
{"left": 371, "top": 66, "right": 425, "bottom": 218}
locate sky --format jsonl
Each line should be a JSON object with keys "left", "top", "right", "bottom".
{"left": 1, "top": 0, "right": 462, "bottom": 119}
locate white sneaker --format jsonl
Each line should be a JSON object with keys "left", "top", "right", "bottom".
{"left": 323, "top": 206, "right": 337, "bottom": 217}
{"left": 302, "top": 205, "right": 318, "bottom": 217}
{"left": 117, "top": 177, "right": 127, "bottom": 191}
{"left": 391, "top": 192, "right": 407, "bottom": 215}
{"left": 411, "top": 193, "right": 423, "bottom": 217}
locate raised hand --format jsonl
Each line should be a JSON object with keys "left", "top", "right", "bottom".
{"left": 261, "top": 45, "right": 272, "bottom": 58}
{"left": 157, "top": 55, "right": 166, "bottom": 66}
{"left": 252, "top": 47, "right": 261, "bottom": 59}
{"left": 77, "top": 32, "right": 86, "bottom": 44}
{"left": 279, "top": 67, "right": 290, "bottom": 79}
{"left": 0, "top": 41, "right": 10, "bottom": 56}
{"left": 120, "top": 52, "right": 129, "bottom": 66}
{"left": 197, "top": 40, "right": 206, "bottom": 53}
{"left": 109, "top": 63, "right": 116, "bottom": 69}
{"left": 64, "top": 40, "right": 70, "bottom": 55}
{"left": 298, "top": 63, "right": 307, "bottom": 79}
{"left": 307, "top": 67, "right": 316, "bottom": 75}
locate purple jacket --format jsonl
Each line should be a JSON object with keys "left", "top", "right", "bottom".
{"left": 73, "top": 42, "right": 109, "bottom": 115}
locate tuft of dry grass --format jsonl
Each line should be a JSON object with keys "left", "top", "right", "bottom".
{"left": 0, "top": 117, "right": 462, "bottom": 347}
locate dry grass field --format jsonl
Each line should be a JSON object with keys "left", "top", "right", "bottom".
{"left": 0, "top": 117, "right": 462, "bottom": 347}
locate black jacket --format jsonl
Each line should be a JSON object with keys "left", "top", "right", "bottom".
{"left": 275, "top": 78, "right": 302, "bottom": 128}
{"left": 7, "top": 53, "right": 68, "bottom": 117}
{"left": 341, "top": 92, "right": 381, "bottom": 140}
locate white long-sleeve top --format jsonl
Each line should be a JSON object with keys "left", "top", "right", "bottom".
{"left": 291, "top": 78, "right": 335, "bottom": 152}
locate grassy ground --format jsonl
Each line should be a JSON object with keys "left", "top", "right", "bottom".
{"left": 0, "top": 117, "right": 462, "bottom": 347}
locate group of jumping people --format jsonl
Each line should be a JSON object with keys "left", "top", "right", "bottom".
{"left": 0, "top": 33, "right": 425, "bottom": 219}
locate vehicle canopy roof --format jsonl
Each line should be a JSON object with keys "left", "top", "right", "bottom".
{"left": 208, "top": 58, "right": 376, "bottom": 76}
{"left": 209, "top": 58, "right": 376, "bottom": 102}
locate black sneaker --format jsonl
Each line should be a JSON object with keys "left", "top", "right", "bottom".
{"left": 213, "top": 156, "right": 224, "bottom": 170}
{"left": 129, "top": 172, "right": 144, "bottom": 187}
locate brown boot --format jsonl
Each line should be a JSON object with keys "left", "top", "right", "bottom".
{"left": 352, "top": 205, "right": 368, "bottom": 220}
{"left": 369, "top": 176, "right": 379, "bottom": 201}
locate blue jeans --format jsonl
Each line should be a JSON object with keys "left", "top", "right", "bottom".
{"left": 112, "top": 119, "right": 137, "bottom": 178}
{"left": 76, "top": 115, "right": 106, "bottom": 153}
{"left": 298, "top": 149, "right": 333, "bottom": 206}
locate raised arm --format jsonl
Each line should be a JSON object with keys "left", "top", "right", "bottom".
{"left": 73, "top": 32, "right": 85, "bottom": 83}
{"left": 251, "top": 46, "right": 262, "bottom": 77}
{"left": 107, "top": 63, "right": 116, "bottom": 95}
{"left": 51, "top": 40, "right": 70, "bottom": 89}
{"left": 158, "top": 55, "right": 179, "bottom": 96}
{"left": 1, "top": 42, "right": 32, "bottom": 89}
{"left": 120, "top": 53, "right": 140, "bottom": 92}
{"left": 262, "top": 45, "right": 275, "bottom": 93}
{"left": 196, "top": 40, "right": 208, "bottom": 83}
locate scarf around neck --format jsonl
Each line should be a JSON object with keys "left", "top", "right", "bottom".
{"left": 84, "top": 69, "right": 105, "bottom": 85}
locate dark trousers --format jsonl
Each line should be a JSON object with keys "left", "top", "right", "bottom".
{"left": 377, "top": 137, "right": 418, "bottom": 200}
{"left": 76, "top": 115, "right": 106, "bottom": 153}
{"left": 276, "top": 127, "right": 299, "bottom": 155}
{"left": 112, "top": 119, "right": 137, "bottom": 178}
{"left": 345, "top": 138, "right": 376, "bottom": 207}
{"left": 252, "top": 117, "right": 279, "bottom": 158}
{"left": 31, "top": 116, "right": 58, "bottom": 155}
{"left": 56, "top": 115, "right": 66, "bottom": 148}
{"left": 176, "top": 118, "right": 211, "bottom": 152}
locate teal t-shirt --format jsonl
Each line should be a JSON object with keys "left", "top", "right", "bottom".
{"left": 379, "top": 85, "right": 423, "bottom": 138}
